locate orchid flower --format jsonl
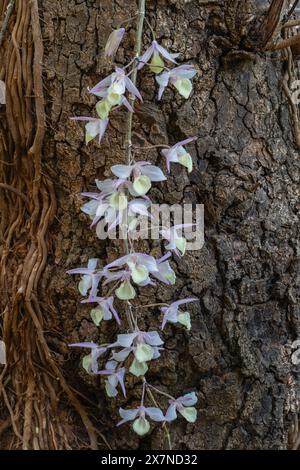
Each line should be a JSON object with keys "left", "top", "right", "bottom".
{"left": 111, "top": 162, "right": 166, "bottom": 196}
{"left": 114, "top": 331, "right": 164, "bottom": 377}
{"left": 160, "top": 223, "right": 194, "bottom": 256}
{"left": 67, "top": 258, "right": 102, "bottom": 297}
{"left": 87, "top": 67, "right": 142, "bottom": 122}
{"left": 97, "top": 360, "right": 126, "bottom": 397}
{"left": 105, "top": 252, "right": 158, "bottom": 287}
{"left": 104, "top": 28, "right": 125, "bottom": 59}
{"left": 161, "top": 136, "right": 197, "bottom": 173}
{"left": 156, "top": 65, "right": 197, "bottom": 100}
{"left": 118, "top": 405, "right": 165, "bottom": 436}
{"left": 152, "top": 252, "right": 176, "bottom": 285}
{"left": 81, "top": 295, "right": 121, "bottom": 325}
{"left": 138, "top": 40, "right": 179, "bottom": 74}
{"left": 90, "top": 67, "right": 143, "bottom": 102}
{"left": 70, "top": 116, "right": 109, "bottom": 144}
{"left": 69, "top": 342, "right": 107, "bottom": 374}
{"left": 165, "top": 392, "right": 197, "bottom": 423}
{"left": 160, "top": 298, "right": 198, "bottom": 330}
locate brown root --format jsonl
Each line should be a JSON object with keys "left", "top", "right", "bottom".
{"left": 0, "top": 0, "right": 103, "bottom": 450}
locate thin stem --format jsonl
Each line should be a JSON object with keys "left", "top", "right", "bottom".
{"left": 122, "top": 0, "right": 146, "bottom": 334}
{"left": 133, "top": 144, "right": 170, "bottom": 151}
{"left": 146, "top": 387, "right": 172, "bottom": 450}
{"left": 136, "top": 302, "right": 169, "bottom": 309}
{"left": 144, "top": 16, "right": 155, "bottom": 40}
{"left": 125, "top": 0, "right": 146, "bottom": 166}
{"left": 146, "top": 382, "right": 175, "bottom": 400}
{"left": 117, "top": 13, "right": 139, "bottom": 28}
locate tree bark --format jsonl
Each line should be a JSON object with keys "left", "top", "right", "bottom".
{"left": 1, "top": 0, "right": 300, "bottom": 450}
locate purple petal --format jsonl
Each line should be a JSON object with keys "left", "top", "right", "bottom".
{"left": 174, "top": 136, "right": 198, "bottom": 148}
{"left": 121, "top": 96, "right": 135, "bottom": 113}
{"left": 116, "top": 368, "right": 126, "bottom": 397}
{"left": 178, "top": 392, "right": 197, "bottom": 406}
{"left": 69, "top": 342, "right": 98, "bottom": 349}
{"left": 89, "top": 74, "right": 113, "bottom": 94}
{"left": 111, "top": 165, "right": 133, "bottom": 179}
{"left": 145, "top": 407, "right": 165, "bottom": 422}
{"left": 116, "top": 332, "right": 139, "bottom": 348}
{"left": 141, "top": 165, "right": 166, "bottom": 182}
{"left": 117, "top": 407, "right": 139, "bottom": 425}
{"left": 155, "top": 42, "right": 178, "bottom": 64}
{"left": 137, "top": 44, "right": 154, "bottom": 70}
{"left": 170, "top": 298, "right": 198, "bottom": 309}
{"left": 98, "top": 118, "right": 109, "bottom": 143}
{"left": 124, "top": 76, "right": 143, "bottom": 102}
{"left": 165, "top": 403, "right": 177, "bottom": 422}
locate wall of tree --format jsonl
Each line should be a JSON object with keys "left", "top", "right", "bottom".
{"left": 0, "top": 0, "right": 300, "bottom": 450}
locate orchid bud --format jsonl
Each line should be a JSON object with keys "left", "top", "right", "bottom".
{"left": 104, "top": 28, "right": 125, "bottom": 59}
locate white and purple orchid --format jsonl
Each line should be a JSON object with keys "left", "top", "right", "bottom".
{"left": 160, "top": 223, "right": 194, "bottom": 256}
{"left": 103, "top": 253, "right": 159, "bottom": 300}
{"left": 165, "top": 392, "right": 197, "bottom": 423}
{"left": 111, "top": 162, "right": 166, "bottom": 196}
{"left": 70, "top": 116, "right": 109, "bottom": 144}
{"left": 97, "top": 360, "right": 126, "bottom": 397}
{"left": 68, "top": 8, "right": 201, "bottom": 437}
{"left": 81, "top": 295, "right": 121, "bottom": 325}
{"left": 69, "top": 342, "right": 108, "bottom": 374}
{"left": 161, "top": 136, "right": 197, "bottom": 173}
{"left": 90, "top": 67, "right": 143, "bottom": 102}
{"left": 118, "top": 405, "right": 165, "bottom": 436}
{"left": 138, "top": 40, "right": 179, "bottom": 74}
{"left": 67, "top": 258, "right": 102, "bottom": 298}
{"left": 152, "top": 252, "right": 176, "bottom": 285}
{"left": 156, "top": 64, "right": 197, "bottom": 100}
{"left": 104, "top": 28, "right": 125, "bottom": 59}
{"left": 113, "top": 330, "right": 164, "bottom": 377}
{"left": 160, "top": 298, "right": 198, "bottom": 330}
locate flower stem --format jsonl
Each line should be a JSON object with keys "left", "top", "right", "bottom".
{"left": 125, "top": 0, "right": 145, "bottom": 167}
{"left": 123, "top": 0, "right": 146, "bottom": 331}
{"left": 146, "top": 387, "right": 172, "bottom": 450}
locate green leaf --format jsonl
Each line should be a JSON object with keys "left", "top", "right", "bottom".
{"left": 133, "top": 175, "right": 151, "bottom": 196}
{"left": 173, "top": 79, "right": 193, "bottom": 99}
{"left": 96, "top": 100, "right": 111, "bottom": 119}
{"left": 149, "top": 52, "right": 165, "bottom": 74}
{"left": 129, "top": 358, "right": 148, "bottom": 377}
{"left": 135, "top": 343, "right": 153, "bottom": 362}
{"left": 82, "top": 354, "right": 92, "bottom": 373}
{"left": 90, "top": 308, "right": 104, "bottom": 326}
{"left": 178, "top": 311, "right": 191, "bottom": 330}
{"left": 179, "top": 406, "right": 197, "bottom": 423}
{"left": 175, "top": 237, "right": 186, "bottom": 255}
{"left": 132, "top": 417, "right": 150, "bottom": 436}
{"left": 131, "top": 264, "right": 149, "bottom": 285}
{"left": 115, "top": 281, "right": 136, "bottom": 300}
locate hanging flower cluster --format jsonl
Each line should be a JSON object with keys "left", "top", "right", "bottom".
{"left": 68, "top": 6, "right": 200, "bottom": 444}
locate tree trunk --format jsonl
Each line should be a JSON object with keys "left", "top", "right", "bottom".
{"left": 0, "top": 0, "right": 300, "bottom": 450}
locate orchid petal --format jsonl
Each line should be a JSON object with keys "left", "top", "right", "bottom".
{"left": 124, "top": 75, "right": 143, "bottom": 102}
{"left": 141, "top": 165, "right": 166, "bottom": 182}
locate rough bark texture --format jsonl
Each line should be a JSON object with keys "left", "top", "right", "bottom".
{"left": 1, "top": 0, "right": 300, "bottom": 450}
